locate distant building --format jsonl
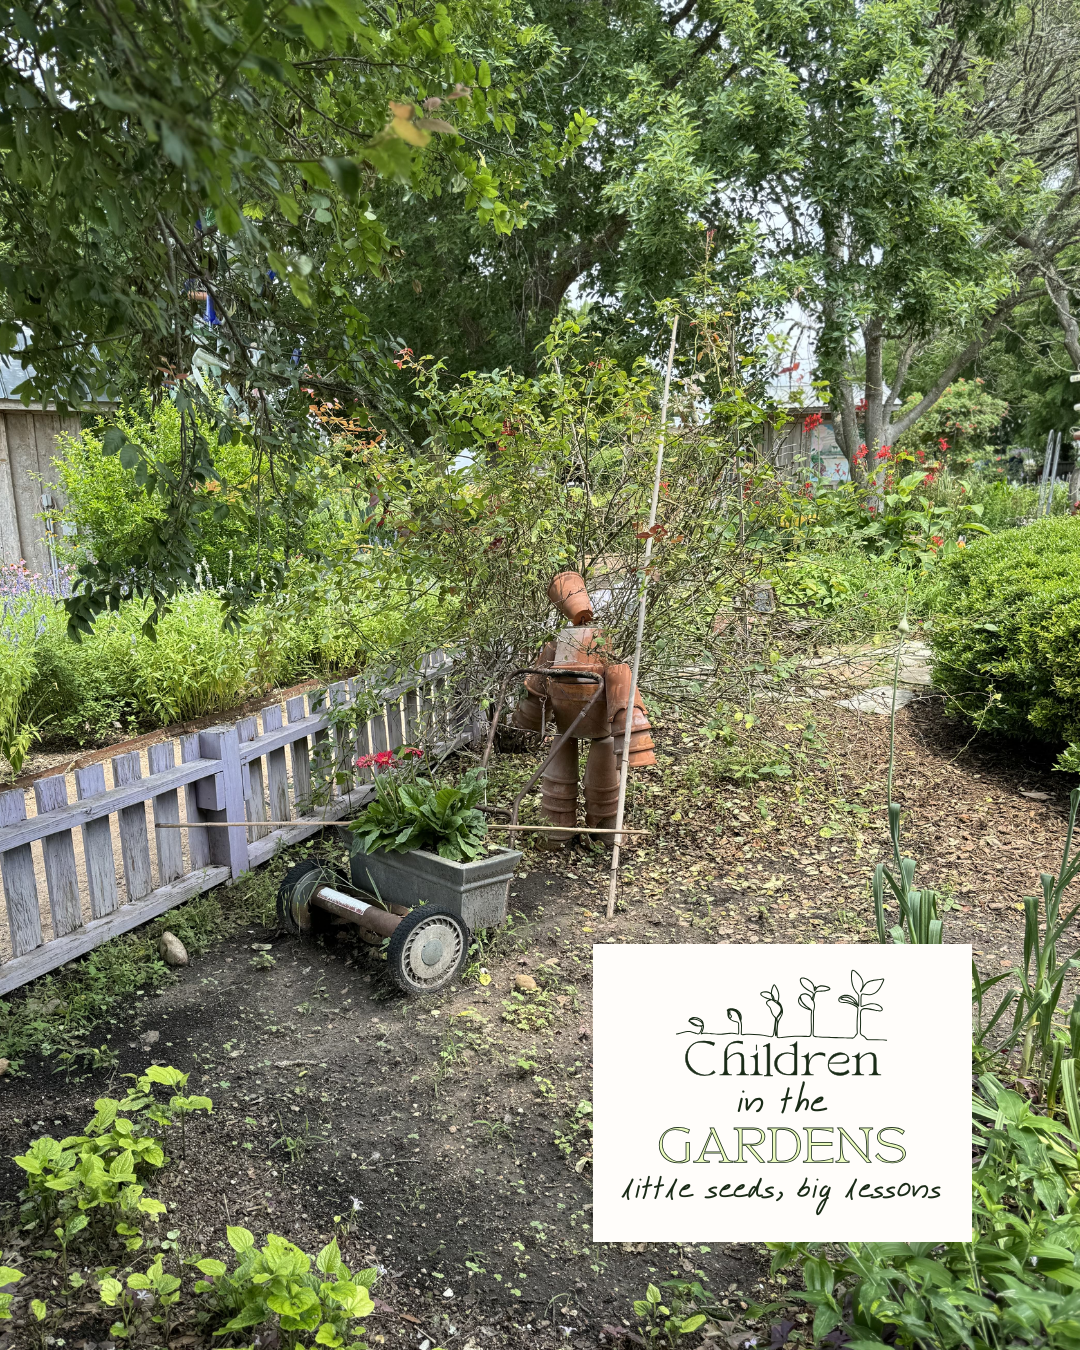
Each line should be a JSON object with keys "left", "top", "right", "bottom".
{"left": 0, "top": 355, "right": 111, "bottom": 579}
{"left": 770, "top": 405, "right": 850, "bottom": 484}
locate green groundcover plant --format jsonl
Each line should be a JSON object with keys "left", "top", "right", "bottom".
{"left": 927, "top": 515, "right": 1080, "bottom": 744}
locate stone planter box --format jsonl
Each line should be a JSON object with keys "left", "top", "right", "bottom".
{"left": 349, "top": 843, "right": 521, "bottom": 932}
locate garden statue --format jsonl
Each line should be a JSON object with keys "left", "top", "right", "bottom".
{"left": 511, "top": 571, "right": 655, "bottom": 844}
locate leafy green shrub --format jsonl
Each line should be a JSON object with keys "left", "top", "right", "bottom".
{"left": 349, "top": 757, "right": 489, "bottom": 861}
{"left": 52, "top": 397, "right": 273, "bottom": 585}
{"left": 929, "top": 515, "right": 1080, "bottom": 743}
{"left": 195, "top": 1226, "right": 374, "bottom": 1349}
{"left": 12, "top": 1070, "right": 210, "bottom": 1253}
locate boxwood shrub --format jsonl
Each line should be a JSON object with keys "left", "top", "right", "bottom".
{"left": 929, "top": 515, "right": 1080, "bottom": 744}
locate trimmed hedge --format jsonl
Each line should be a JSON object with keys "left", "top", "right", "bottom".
{"left": 930, "top": 516, "right": 1080, "bottom": 744}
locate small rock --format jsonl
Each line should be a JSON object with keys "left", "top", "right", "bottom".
{"left": 43, "top": 997, "right": 64, "bottom": 1015}
{"left": 141, "top": 1029, "right": 160, "bottom": 1045}
{"left": 158, "top": 932, "right": 188, "bottom": 967}
{"left": 515, "top": 973, "right": 538, "bottom": 992}
{"left": 0, "top": 1058, "right": 9, "bottom": 1077}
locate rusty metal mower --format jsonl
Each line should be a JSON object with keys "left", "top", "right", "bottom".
{"left": 277, "top": 861, "right": 472, "bottom": 995}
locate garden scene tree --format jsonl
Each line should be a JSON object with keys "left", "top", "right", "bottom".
{"left": 4, "top": 0, "right": 1080, "bottom": 1347}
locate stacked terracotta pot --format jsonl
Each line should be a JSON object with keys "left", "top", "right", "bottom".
{"left": 511, "top": 571, "right": 655, "bottom": 843}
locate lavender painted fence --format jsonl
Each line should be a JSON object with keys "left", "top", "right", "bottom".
{"left": 0, "top": 654, "right": 477, "bottom": 995}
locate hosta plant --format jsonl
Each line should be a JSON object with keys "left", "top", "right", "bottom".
{"left": 349, "top": 753, "right": 488, "bottom": 861}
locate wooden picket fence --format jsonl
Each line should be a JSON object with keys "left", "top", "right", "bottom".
{"left": 0, "top": 654, "right": 477, "bottom": 996}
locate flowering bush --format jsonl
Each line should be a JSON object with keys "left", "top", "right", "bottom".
{"left": 893, "top": 379, "right": 1009, "bottom": 469}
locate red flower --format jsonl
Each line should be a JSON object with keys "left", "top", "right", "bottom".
{"left": 931, "top": 534, "right": 944, "bottom": 547}
{"left": 356, "top": 750, "right": 398, "bottom": 770}
{"left": 803, "top": 412, "right": 823, "bottom": 431}
{"left": 400, "top": 746, "right": 423, "bottom": 758}
{"left": 938, "top": 438, "right": 949, "bottom": 452}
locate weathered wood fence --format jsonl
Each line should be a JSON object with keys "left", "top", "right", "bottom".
{"left": 0, "top": 655, "right": 476, "bottom": 996}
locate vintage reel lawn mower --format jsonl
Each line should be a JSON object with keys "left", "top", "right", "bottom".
{"left": 276, "top": 841, "right": 522, "bottom": 996}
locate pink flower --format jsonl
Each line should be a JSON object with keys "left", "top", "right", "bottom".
{"left": 400, "top": 746, "right": 423, "bottom": 758}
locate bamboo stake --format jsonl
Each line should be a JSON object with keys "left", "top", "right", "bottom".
{"left": 606, "top": 315, "right": 678, "bottom": 919}
{"left": 154, "top": 821, "right": 649, "bottom": 837}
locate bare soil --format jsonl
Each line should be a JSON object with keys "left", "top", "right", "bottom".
{"left": 0, "top": 697, "right": 1073, "bottom": 1349}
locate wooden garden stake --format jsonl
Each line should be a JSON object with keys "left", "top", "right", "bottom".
{"left": 606, "top": 316, "right": 678, "bottom": 919}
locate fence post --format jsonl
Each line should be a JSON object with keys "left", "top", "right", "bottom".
{"left": 198, "top": 725, "right": 249, "bottom": 879}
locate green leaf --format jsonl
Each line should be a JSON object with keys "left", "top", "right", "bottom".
{"left": 227, "top": 1225, "right": 255, "bottom": 1253}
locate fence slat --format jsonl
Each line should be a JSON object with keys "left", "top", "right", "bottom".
{"left": 180, "top": 734, "right": 211, "bottom": 870}
{"left": 147, "top": 742, "right": 184, "bottom": 885}
{"left": 263, "top": 704, "right": 290, "bottom": 824}
{"left": 405, "top": 686, "right": 421, "bottom": 744}
{"left": 0, "top": 788, "right": 42, "bottom": 957}
{"left": 286, "top": 696, "right": 313, "bottom": 815}
{"left": 309, "top": 689, "right": 333, "bottom": 804}
{"left": 370, "top": 697, "right": 389, "bottom": 756}
{"left": 198, "top": 726, "right": 248, "bottom": 877}
{"left": 330, "top": 680, "right": 354, "bottom": 794}
{"left": 111, "top": 752, "right": 154, "bottom": 902}
{"left": 34, "top": 775, "right": 83, "bottom": 938}
{"left": 238, "top": 715, "right": 268, "bottom": 841}
{"left": 74, "top": 764, "right": 119, "bottom": 920}
{"left": 387, "top": 692, "right": 405, "bottom": 750}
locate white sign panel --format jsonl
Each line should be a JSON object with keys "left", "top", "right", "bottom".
{"left": 593, "top": 944, "right": 971, "bottom": 1242}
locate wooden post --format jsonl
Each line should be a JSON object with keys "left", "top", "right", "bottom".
{"left": 34, "top": 774, "right": 83, "bottom": 937}
{"left": 147, "top": 742, "right": 184, "bottom": 885}
{"left": 198, "top": 726, "right": 249, "bottom": 879}
{"left": 111, "top": 752, "right": 154, "bottom": 902}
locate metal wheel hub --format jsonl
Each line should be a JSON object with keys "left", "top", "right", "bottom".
{"left": 402, "top": 916, "right": 464, "bottom": 987}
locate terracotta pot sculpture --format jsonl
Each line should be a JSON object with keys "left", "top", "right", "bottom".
{"left": 547, "top": 571, "right": 595, "bottom": 626}
{"left": 511, "top": 575, "right": 655, "bottom": 844}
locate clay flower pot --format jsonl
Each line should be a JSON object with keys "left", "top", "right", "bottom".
{"left": 606, "top": 663, "right": 656, "bottom": 767}
{"left": 548, "top": 571, "right": 594, "bottom": 625}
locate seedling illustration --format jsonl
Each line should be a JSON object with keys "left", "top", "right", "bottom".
{"left": 760, "top": 985, "right": 783, "bottom": 1037}
{"left": 839, "top": 970, "right": 885, "bottom": 1039}
{"left": 679, "top": 969, "right": 887, "bottom": 1041}
{"left": 798, "top": 978, "right": 830, "bottom": 1037}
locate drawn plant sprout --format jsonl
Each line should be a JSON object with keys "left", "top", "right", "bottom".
{"left": 798, "top": 978, "right": 830, "bottom": 1037}
{"left": 726, "top": 1008, "right": 743, "bottom": 1034}
{"left": 839, "top": 971, "right": 884, "bottom": 1038}
{"left": 760, "top": 985, "right": 783, "bottom": 1037}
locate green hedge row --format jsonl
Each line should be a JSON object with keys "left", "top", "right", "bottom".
{"left": 930, "top": 515, "right": 1080, "bottom": 743}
